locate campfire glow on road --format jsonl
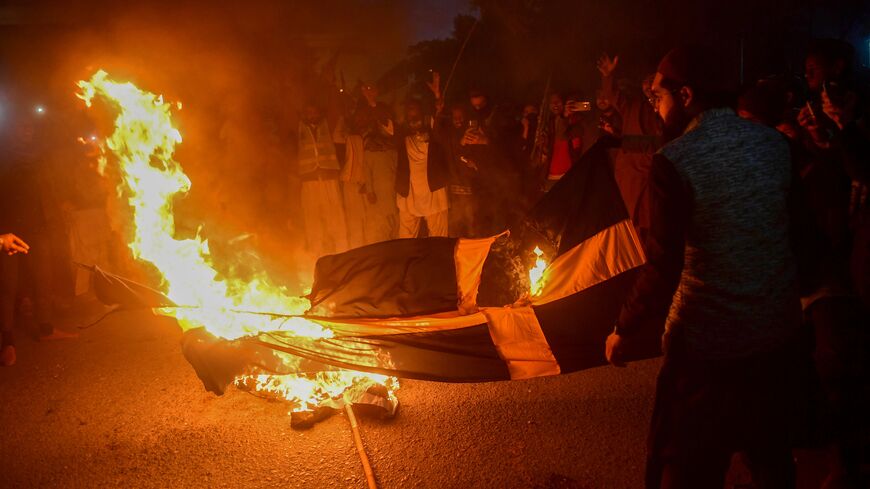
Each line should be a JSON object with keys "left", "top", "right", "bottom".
{"left": 76, "top": 70, "right": 396, "bottom": 413}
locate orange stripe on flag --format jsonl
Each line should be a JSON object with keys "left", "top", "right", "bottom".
{"left": 532, "top": 219, "right": 646, "bottom": 306}
{"left": 482, "top": 306, "right": 561, "bottom": 380}
{"left": 454, "top": 232, "right": 507, "bottom": 315}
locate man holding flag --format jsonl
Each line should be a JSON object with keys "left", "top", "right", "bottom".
{"left": 606, "top": 46, "right": 808, "bottom": 489}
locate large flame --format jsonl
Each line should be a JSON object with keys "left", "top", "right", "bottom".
{"left": 529, "top": 246, "right": 548, "bottom": 296}
{"left": 76, "top": 70, "right": 394, "bottom": 412}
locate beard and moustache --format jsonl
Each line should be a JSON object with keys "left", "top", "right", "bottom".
{"left": 661, "top": 105, "right": 692, "bottom": 143}
{"left": 406, "top": 118, "right": 430, "bottom": 143}
{"left": 408, "top": 118, "right": 424, "bottom": 131}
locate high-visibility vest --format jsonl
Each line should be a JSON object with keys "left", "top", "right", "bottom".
{"left": 297, "top": 119, "right": 340, "bottom": 175}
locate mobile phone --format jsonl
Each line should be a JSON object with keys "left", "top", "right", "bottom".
{"left": 568, "top": 101, "right": 592, "bottom": 112}
{"left": 468, "top": 120, "right": 479, "bottom": 129}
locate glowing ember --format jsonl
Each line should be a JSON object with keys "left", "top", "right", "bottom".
{"left": 76, "top": 70, "right": 395, "bottom": 412}
{"left": 529, "top": 246, "right": 548, "bottom": 296}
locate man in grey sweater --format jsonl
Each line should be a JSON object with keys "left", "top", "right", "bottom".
{"left": 606, "top": 46, "right": 806, "bottom": 488}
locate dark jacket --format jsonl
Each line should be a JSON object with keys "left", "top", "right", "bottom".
{"left": 395, "top": 129, "right": 449, "bottom": 198}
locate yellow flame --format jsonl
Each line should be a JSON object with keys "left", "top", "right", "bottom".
{"left": 236, "top": 372, "right": 398, "bottom": 414}
{"left": 76, "top": 70, "right": 395, "bottom": 411}
{"left": 529, "top": 246, "right": 548, "bottom": 296}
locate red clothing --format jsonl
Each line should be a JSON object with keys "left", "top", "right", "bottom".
{"left": 548, "top": 139, "right": 572, "bottom": 178}
{"left": 548, "top": 117, "right": 583, "bottom": 179}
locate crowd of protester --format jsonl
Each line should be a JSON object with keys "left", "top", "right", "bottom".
{"left": 214, "top": 37, "right": 870, "bottom": 488}
{"left": 296, "top": 48, "right": 676, "bottom": 258}
{"left": 275, "top": 39, "right": 870, "bottom": 487}
{"left": 296, "top": 72, "right": 522, "bottom": 256}
{"left": 297, "top": 71, "right": 605, "bottom": 254}
{"left": 0, "top": 33, "right": 868, "bottom": 488}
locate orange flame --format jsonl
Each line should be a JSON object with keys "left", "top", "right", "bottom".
{"left": 76, "top": 70, "right": 396, "bottom": 412}
{"left": 529, "top": 246, "right": 548, "bottom": 296}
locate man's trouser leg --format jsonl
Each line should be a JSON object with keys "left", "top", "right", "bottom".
{"left": 807, "top": 296, "right": 866, "bottom": 486}
{"left": 646, "top": 351, "right": 734, "bottom": 489}
{"left": 647, "top": 333, "right": 800, "bottom": 489}
{"left": 301, "top": 179, "right": 348, "bottom": 256}
{"left": 424, "top": 210, "right": 448, "bottom": 237}
{"left": 0, "top": 254, "right": 19, "bottom": 347}
{"left": 398, "top": 210, "right": 422, "bottom": 238}
{"left": 317, "top": 180, "right": 348, "bottom": 254}
{"left": 342, "top": 182, "right": 368, "bottom": 249}
{"left": 364, "top": 150, "right": 398, "bottom": 243}
{"left": 301, "top": 180, "right": 326, "bottom": 257}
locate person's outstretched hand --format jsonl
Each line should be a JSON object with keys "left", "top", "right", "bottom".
{"left": 426, "top": 71, "right": 441, "bottom": 99}
{"left": 0, "top": 233, "right": 29, "bottom": 255}
{"left": 597, "top": 53, "right": 619, "bottom": 78}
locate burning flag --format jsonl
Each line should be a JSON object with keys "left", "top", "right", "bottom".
{"left": 78, "top": 70, "right": 661, "bottom": 419}
{"left": 76, "top": 70, "right": 397, "bottom": 416}
{"left": 192, "top": 138, "right": 661, "bottom": 384}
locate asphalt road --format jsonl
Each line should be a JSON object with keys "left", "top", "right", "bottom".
{"left": 0, "top": 299, "right": 815, "bottom": 488}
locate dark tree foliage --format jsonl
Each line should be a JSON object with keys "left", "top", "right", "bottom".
{"left": 391, "top": 0, "right": 869, "bottom": 110}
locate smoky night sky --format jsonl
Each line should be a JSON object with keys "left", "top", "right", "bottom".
{"left": 0, "top": 0, "right": 867, "bottom": 256}
{"left": 0, "top": 0, "right": 481, "bottom": 261}
{"left": 1, "top": 1, "right": 869, "bottom": 486}
{"left": 409, "top": 0, "right": 469, "bottom": 41}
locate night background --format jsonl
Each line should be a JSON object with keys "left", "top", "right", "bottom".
{"left": 0, "top": 1, "right": 868, "bottom": 488}
{"left": 1, "top": 0, "right": 865, "bottom": 247}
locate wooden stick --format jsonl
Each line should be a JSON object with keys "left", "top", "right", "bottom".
{"left": 441, "top": 17, "right": 480, "bottom": 101}
{"left": 345, "top": 404, "right": 378, "bottom": 489}
{"left": 530, "top": 71, "right": 552, "bottom": 169}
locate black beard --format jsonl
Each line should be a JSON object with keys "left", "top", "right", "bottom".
{"left": 661, "top": 107, "right": 691, "bottom": 143}
{"left": 408, "top": 120, "right": 424, "bottom": 131}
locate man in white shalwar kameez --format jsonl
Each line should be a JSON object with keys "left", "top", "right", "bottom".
{"left": 395, "top": 101, "right": 449, "bottom": 238}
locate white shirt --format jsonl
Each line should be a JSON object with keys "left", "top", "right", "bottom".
{"left": 397, "top": 133, "right": 448, "bottom": 217}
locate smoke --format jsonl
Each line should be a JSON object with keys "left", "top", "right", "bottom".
{"left": 0, "top": 0, "right": 417, "bottom": 283}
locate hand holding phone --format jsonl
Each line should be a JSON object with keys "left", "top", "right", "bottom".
{"left": 460, "top": 156, "right": 479, "bottom": 171}
{"left": 566, "top": 101, "right": 592, "bottom": 113}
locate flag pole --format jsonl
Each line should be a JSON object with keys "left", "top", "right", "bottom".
{"left": 345, "top": 404, "right": 378, "bottom": 489}
{"left": 441, "top": 17, "right": 480, "bottom": 101}
{"left": 530, "top": 71, "right": 552, "bottom": 170}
